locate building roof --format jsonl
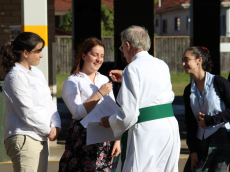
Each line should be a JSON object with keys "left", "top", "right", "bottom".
{"left": 55, "top": 0, "right": 72, "bottom": 12}
{"left": 55, "top": 28, "right": 72, "bottom": 35}
{"left": 154, "top": 0, "right": 189, "bottom": 11}
{"left": 101, "top": 0, "right": 114, "bottom": 9}
{"left": 55, "top": 0, "right": 229, "bottom": 12}
{"left": 154, "top": 0, "right": 230, "bottom": 11}
{"left": 55, "top": 0, "right": 113, "bottom": 12}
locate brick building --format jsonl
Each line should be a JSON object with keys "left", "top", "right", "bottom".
{"left": 0, "top": 0, "right": 56, "bottom": 97}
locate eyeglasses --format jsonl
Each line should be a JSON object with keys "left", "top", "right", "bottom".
{"left": 119, "top": 41, "right": 131, "bottom": 52}
{"left": 182, "top": 58, "right": 196, "bottom": 63}
{"left": 119, "top": 45, "right": 123, "bottom": 52}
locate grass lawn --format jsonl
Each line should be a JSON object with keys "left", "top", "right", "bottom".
{"left": 170, "top": 73, "right": 190, "bottom": 96}
{"left": 171, "top": 73, "right": 229, "bottom": 96}
{"left": 56, "top": 73, "right": 230, "bottom": 98}
{"left": 56, "top": 74, "right": 69, "bottom": 98}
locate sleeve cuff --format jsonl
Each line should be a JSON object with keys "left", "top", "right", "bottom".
{"left": 204, "top": 115, "right": 213, "bottom": 126}
{"left": 42, "top": 127, "right": 51, "bottom": 136}
{"left": 109, "top": 113, "right": 123, "bottom": 138}
{"left": 188, "top": 145, "right": 197, "bottom": 154}
{"left": 73, "top": 104, "right": 87, "bottom": 120}
{"left": 51, "top": 124, "right": 61, "bottom": 130}
{"left": 50, "top": 111, "right": 61, "bottom": 130}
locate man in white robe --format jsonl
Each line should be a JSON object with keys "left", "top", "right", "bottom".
{"left": 100, "top": 25, "right": 180, "bottom": 172}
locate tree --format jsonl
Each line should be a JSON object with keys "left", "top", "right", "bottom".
{"left": 59, "top": 3, "right": 114, "bottom": 35}
{"left": 101, "top": 2, "right": 114, "bottom": 36}
{"left": 154, "top": 0, "right": 163, "bottom": 5}
{"left": 59, "top": 8, "right": 72, "bottom": 32}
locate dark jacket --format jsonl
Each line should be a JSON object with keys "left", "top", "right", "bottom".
{"left": 228, "top": 73, "right": 230, "bottom": 82}
{"left": 184, "top": 75, "right": 230, "bottom": 154}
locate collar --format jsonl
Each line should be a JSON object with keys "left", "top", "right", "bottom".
{"left": 76, "top": 71, "right": 100, "bottom": 78}
{"left": 191, "top": 72, "right": 213, "bottom": 93}
{"left": 14, "top": 62, "right": 37, "bottom": 77}
{"left": 14, "top": 62, "right": 31, "bottom": 74}
{"left": 132, "top": 51, "right": 149, "bottom": 62}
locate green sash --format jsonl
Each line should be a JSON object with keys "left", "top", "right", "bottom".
{"left": 120, "top": 103, "right": 174, "bottom": 171}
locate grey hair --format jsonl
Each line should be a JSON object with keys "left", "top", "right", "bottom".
{"left": 120, "top": 25, "right": 151, "bottom": 51}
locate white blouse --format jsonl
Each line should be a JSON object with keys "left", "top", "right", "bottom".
{"left": 3, "top": 63, "right": 61, "bottom": 141}
{"left": 62, "top": 72, "right": 115, "bottom": 120}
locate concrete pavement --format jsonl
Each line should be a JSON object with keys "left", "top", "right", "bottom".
{"left": 0, "top": 141, "right": 188, "bottom": 172}
{"left": 0, "top": 97, "right": 190, "bottom": 172}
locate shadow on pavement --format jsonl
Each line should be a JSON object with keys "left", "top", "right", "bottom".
{"left": 180, "top": 148, "right": 190, "bottom": 155}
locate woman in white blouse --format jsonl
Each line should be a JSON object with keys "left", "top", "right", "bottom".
{"left": 59, "top": 37, "right": 121, "bottom": 172}
{"left": 1, "top": 32, "right": 61, "bottom": 172}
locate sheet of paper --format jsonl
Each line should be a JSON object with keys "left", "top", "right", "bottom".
{"left": 81, "top": 95, "right": 119, "bottom": 128}
{"left": 86, "top": 122, "right": 121, "bottom": 145}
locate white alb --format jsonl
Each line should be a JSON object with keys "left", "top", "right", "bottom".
{"left": 109, "top": 51, "right": 180, "bottom": 172}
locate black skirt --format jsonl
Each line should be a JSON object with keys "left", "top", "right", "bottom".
{"left": 59, "top": 119, "right": 114, "bottom": 172}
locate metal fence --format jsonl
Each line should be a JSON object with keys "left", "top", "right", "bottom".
{"left": 55, "top": 36, "right": 230, "bottom": 74}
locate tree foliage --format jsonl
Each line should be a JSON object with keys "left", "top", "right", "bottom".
{"left": 59, "top": 3, "right": 114, "bottom": 36}
{"left": 101, "top": 2, "right": 114, "bottom": 36}
{"left": 154, "top": 0, "right": 162, "bottom": 5}
{"left": 59, "top": 8, "right": 72, "bottom": 32}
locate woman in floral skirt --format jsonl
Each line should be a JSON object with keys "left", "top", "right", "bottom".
{"left": 59, "top": 37, "right": 121, "bottom": 172}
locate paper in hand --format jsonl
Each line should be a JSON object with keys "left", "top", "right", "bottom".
{"left": 80, "top": 95, "right": 119, "bottom": 128}
{"left": 86, "top": 122, "right": 121, "bottom": 145}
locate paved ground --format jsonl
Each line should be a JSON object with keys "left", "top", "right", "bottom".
{"left": 0, "top": 96, "right": 190, "bottom": 172}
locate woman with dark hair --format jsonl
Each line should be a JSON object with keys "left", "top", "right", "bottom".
{"left": 59, "top": 37, "right": 120, "bottom": 172}
{"left": 183, "top": 46, "right": 230, "bottom": 172}
{"left": 1, "top": 32, "right": 61, "bottom": 172}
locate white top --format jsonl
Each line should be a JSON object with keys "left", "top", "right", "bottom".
{"left": 62, "top": 72, "right": 115, "bottom": 120}
{"left": 108, "top": 51, "right": 180, "bottom": 172}
{"left": 3, "top": 63, "right": 61, "bottom": 141}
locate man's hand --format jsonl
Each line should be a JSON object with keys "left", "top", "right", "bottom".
{"left": 109, "top": 70, "right": 123, "bottom": 83}
{"left": 47, "top": 127, "right": 60, "bottom": 141}
{"left": 197, "top": 112, "right": 206, "bottom": 128}
{"left": 99, "top": 116, "right": 111, "bottom": 128}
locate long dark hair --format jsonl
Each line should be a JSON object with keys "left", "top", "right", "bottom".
{"left": 184, "top": 46, "right": 213, "bottom": 72}
{"left": 0, "top": 32, "right": 45, "bottom": 73}
{"left": 70, "top": 37, "right": 105, "bottom": 75}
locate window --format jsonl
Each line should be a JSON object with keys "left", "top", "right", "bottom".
{"left": 175, "top": 17, "right": 180, "bottom": 31}
{"left": 156, "top": 19, "right": 158, "bottom": 27}
{"left": 55, "top": 16, "right": 61, "bottom": 28}
{"left": 222, "top": 15, "right": 226, "bottom": 36}
{"left": 163, "top": 19, "right": 167, "bottom": 33}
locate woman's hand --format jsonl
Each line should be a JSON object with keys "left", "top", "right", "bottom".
{"left": 99, "top": 81, "right": 113, "bottom": 96}
{"left": 109, "top": 70, "right": 123, "bottom": 83}
{"left": 99, "top": 116, "right": 111, "bottom": 128}
{"left": 191, "top": 152, "right": 198, "bottom": 171}
{"left": 197, "top": 112, "right": 206, "bottom": 128}
{"left": 111, "top": 140, "right": 121, "bottom": 157}
{"left": 47, "top": 127, "right": 60, "bottom": 141}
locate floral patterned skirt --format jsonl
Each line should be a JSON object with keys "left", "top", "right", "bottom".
{"left": 59, "top": 119, "right": 114, "bottom": 172}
